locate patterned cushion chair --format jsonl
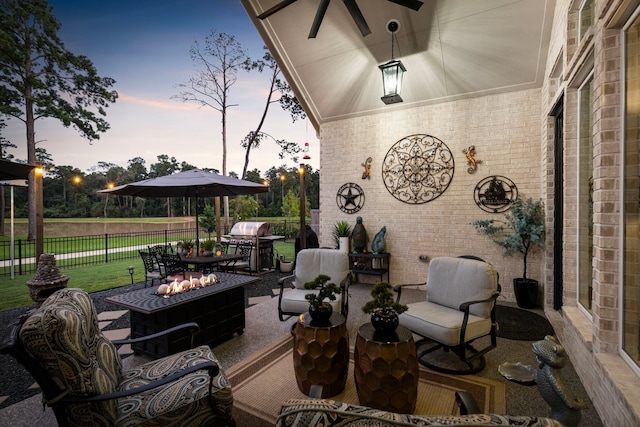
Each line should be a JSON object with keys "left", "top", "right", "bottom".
{"left": 276, "top": 399, "right": 565, "bottom": 427}
{"left": 2, "top": 288, "right": 234, "bottom": 427}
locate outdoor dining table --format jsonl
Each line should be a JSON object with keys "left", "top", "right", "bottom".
{"left": 180, "top": 253, "right": 244, "bottom": 272}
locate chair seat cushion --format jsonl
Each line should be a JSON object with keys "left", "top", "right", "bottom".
{"left": 276, "top": 398, "right": 564, "bottom": 426}
{"left": 117, "top": 345, "right": 233, "bottom": 426}
{"left": 399, "top": 301, "right": 492, "bottom": 347}
{"left": 281, "top": 289, "right": 342, "bottom": 314}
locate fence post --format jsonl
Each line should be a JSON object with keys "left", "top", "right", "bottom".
{"left": 18, "top": 239, "right": 22, "bottom": 276}
{"left": 105, "top": 234, "right": 109, "bottom": 263}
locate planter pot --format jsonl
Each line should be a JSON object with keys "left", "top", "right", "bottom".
{"left": 514, "top": 278, "right": 538, "bottom": 309}
{"left": 308, "top": 303, "right": 333, "bottom": 324}
{"left": 280, "top": 261, "right": 293, "bottom": 273}
{"left": 370, "top": 309, "right": 399, "bottom": 334}
{"left": 338, "top": 237, "right": 350, "bottom": 253}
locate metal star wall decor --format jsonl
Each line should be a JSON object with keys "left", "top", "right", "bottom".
{"left": 336, "top": 182, "right": 365, "bottom": 213}
{"left": 382, "top": 134, "right": 454, "bottom": 204}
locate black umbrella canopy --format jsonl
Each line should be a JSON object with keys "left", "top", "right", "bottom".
{"left": 99, "top": 169, "right": 268, "bottom": 245}
{"left": 99, "top": 169, "right": 268, "bottom": 198}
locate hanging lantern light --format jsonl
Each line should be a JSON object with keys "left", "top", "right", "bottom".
{"left": 379, "top": 20, "right": 405, "bottom": 105}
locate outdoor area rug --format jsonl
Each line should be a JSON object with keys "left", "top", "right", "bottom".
{"left": 225, "top": 335, "right": 506, "bottom": 426}
{"left": 495, "top": 305, "right": 555, "bottom": 341}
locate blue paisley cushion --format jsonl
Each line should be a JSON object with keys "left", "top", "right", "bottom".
{"left": 117, "top": 344, "right": 233, "bottom": 426}
{"left": 19, "top": 288, "right": 122, "bottom": 425}
{"left": 276, "top": 399, "right": 565, "bottom": 426}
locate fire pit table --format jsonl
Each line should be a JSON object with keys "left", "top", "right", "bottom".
{"left": 105, "top": 272, "right": 259, "bottom": 358}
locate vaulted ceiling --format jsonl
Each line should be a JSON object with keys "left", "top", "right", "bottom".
{"left": 241, "top": 0, "right": 556, "bottom": 131}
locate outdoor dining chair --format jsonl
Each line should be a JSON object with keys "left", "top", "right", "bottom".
{"left": 139, "top": 250, "right": 165, "bottom": 287}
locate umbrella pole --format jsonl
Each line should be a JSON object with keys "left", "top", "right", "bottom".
{"left": 195, "top": 193, "right": 200, "bottom": 249}
{"left": 215, "top": 197, "right": 222, "bottom": 244}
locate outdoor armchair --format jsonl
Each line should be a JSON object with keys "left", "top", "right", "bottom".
{"left": 277, "top": 248, "right": 350, "bottom": 322}
{"left": 0, "top": 288, "right": 234, "bottom": 427}
{"left": 395, "top": 256, "right": 500, "bottom": 374}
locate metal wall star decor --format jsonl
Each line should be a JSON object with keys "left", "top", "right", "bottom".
{"left": 336, "top": 182, "right": 365, "bottom": 213}
{"left": 382, "top": 134, "right": 454, "bottom": 204}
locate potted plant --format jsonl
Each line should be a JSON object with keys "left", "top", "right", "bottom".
{"left": 201, "top": 239, "right": 215, "bottom": 256}
{"left": 332, "top": 220, "right": 352, "bottom": 252}
{"left": 471, "top": 197, "right": 545, "bottom": 308}
{"left": 304, "top": 274, "right": 342, "bottom": 323}
{"left": 362, "top": 282, "right": 408, "bottom": 333}
{"left": 177, "top": 239, "right": 194, "bottom": 256}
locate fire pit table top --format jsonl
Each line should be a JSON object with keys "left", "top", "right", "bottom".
{"left": 105, "top": 272, "right": 259, "bottom": 315}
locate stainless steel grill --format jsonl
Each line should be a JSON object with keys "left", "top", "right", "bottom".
{"left": 226, "top": 222, "right": 284, "bottom": 272}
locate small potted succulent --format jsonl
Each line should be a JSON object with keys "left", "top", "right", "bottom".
{"left": 332, "top": 220, "right": 352, "bottom": 252}
{"left": 362, "top": 282, "right": 408, "bottom": 333}
{"left": 304, "top": 274, "right": 342, "bottom": 323}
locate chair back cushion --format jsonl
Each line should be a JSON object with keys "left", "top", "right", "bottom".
{"left": 293, "top": 249, "right": 349, "bottom": 289}
{"left": 20, "top": 288, "right": 122, "bottom": 424}
{"left": 426, "top": 257, "right": 498, "bottom": 318}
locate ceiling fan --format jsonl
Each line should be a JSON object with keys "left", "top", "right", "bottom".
{"left": 257, "top": 0, "right": 423, "bottom": 38}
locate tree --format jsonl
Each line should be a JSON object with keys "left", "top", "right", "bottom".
{"left": 173, "top": 29, "right": 248, "bottom": 237}
{"left": 239, "top": 49, "right": 306, "bottom": 179}
{"left": 0, "top": 0, "right": 118, "bottom": 240}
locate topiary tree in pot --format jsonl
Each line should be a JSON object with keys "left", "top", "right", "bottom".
{"left": 471, "top": 197, "right": 545, "bottom": 308}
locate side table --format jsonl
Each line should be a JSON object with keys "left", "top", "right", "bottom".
{"left": 354, "top": 323, "right": 419, "bottom": 413}
{"left": 293, "top": 312, "right": 349, "bottom": 398}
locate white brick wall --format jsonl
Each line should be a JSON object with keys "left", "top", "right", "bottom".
{"left": 319, "top": 89, "right": 543, "bottom": 301}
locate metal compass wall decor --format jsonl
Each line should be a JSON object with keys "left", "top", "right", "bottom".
{"left": 474, "top": 175, "right": 518, "bottom": 213}
{"left": 336, "top": 182, "right": 365, "bottom": 214}
{"left": 382, "top": 134, "right": 454, "bottom": 204}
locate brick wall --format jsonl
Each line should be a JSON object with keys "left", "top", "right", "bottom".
{"left": 318, "top": 89, "right": 543, "bottom": 301}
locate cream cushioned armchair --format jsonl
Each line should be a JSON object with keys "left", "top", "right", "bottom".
{"left": 277, "top": 248, "right": 350, "bottom": 321}
{"left": 396, "top": 256, "right": 500, "bottom": 374}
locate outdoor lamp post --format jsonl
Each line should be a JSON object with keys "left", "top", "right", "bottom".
{"left": 280, "top": 174, "right": 286, "bottom": 211}
{"left": 128, "top": 266, "right": 134, "bottom": 285}
{"left": 299, "top": 164, "right": 306, "bottom": 250}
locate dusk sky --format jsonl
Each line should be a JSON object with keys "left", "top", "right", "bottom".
{"left": 4, "top": 0, "right": 320, "bottom": 177}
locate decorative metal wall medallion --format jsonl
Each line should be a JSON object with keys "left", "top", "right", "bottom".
{"left": 336, "top": 182, "right": 365, "bottom": 214}
{"left": 474, "top": 175, "right": 518, "bottom": 213}
{"left": 382, "top": 134, "right": 454, "bottom": 204}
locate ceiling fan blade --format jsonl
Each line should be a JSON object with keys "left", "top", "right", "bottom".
{"left": 342, "top": 0, "right": 371, "bottom": 37}
{"left": 387, "top": 0, "right": 423, "bottom": 11}
{"left": 257, "top": 0, "right": 298, "bottom": 20}
{"left": 309, "top": 0, "right": 331, "bottom": 38}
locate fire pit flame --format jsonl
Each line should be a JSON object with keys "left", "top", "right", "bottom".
{"left": 157, "top": 273, "right": 218, "bottom": 297}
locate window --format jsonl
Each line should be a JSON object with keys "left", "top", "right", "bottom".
{"left": 624, "top": 13, "right": 640, "bottom": 368}
{"left": 578, "top": 75, "right": 593, "bottom": 313}
{"left": 579, "top": 0, "right": 594, "bottom": 41}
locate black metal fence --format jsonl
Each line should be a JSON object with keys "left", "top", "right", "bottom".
{"left": 0, "top": 220, "right": 303, "bottom": 278}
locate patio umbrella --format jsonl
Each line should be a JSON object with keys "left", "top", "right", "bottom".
{"left": 99, "top": 169, "right": 268, "bottom": 245}
{"left": 0, "top": 159, "right": 35, "bottom": 180}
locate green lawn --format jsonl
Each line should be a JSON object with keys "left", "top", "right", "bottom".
{"left": 2, "top": 240, "right": 295, "bottom": 312}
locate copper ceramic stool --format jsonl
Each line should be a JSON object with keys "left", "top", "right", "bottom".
{"left": 354, "top": 323, "right": 419, "bottom": 413}
{"left": 293, "top": 312, "right": 349, "bottom": 397}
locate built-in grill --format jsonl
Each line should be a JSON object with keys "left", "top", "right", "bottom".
{"left": 226, "top": 222, "right": 285, "bottom": 272}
